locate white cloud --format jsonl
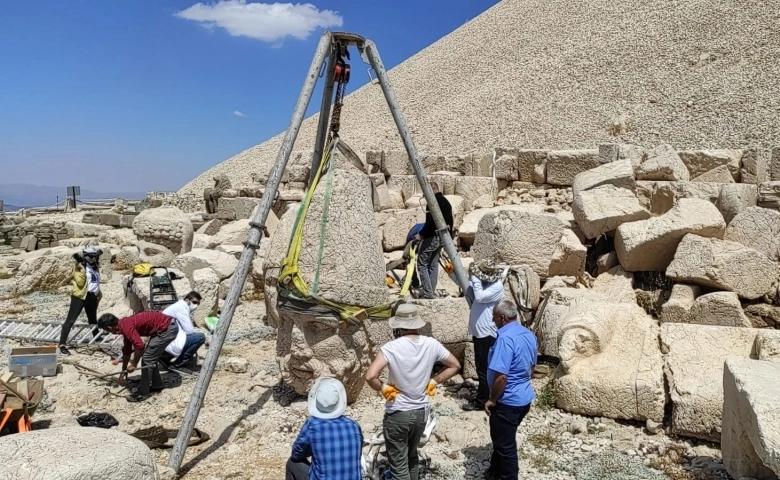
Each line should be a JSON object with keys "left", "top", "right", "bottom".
{"left": 233, "top": 110, "right": 247, "bottom": 117}
{"left": 176, "top": 1, "right": 343, "bottom": 43}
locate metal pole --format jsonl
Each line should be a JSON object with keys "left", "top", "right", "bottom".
{"left": 363, "top": 40, "right": 471, "bottom": 302}
{"left": 309, "top": 46, "right": 338, "bottom": 185}
{"left": 167, "top": 31, "right": 333, "bottom": 474}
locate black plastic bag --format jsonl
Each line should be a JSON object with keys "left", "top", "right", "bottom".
{"left": 77, "top": 412, "right": 119, "bottom": 429}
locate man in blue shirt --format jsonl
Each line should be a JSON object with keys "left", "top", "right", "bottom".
{"left": 485, "top": 299, "right": 537, "bottom": 480}
{"left": 287, "top": 377, "right": 364, "bottom": 480}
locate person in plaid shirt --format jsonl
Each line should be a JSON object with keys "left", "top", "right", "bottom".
{"left": 287, "top": 377, "right": 363, "bottom": 480}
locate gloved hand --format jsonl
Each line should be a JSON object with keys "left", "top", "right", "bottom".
{"left": 382, "top": 384, "right": 401, "bottom": 402}
{"left": 426, "top": 379, "right": 438, "bottom": 396}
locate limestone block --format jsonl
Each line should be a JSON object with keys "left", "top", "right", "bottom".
{"left": 192, "top": 233, "right": 212, "bottom": 250}
{"left": 458, "top": 204, "right": 545, "bottom": 245}
{"left": 724, "top": 207, "right": 780, "bottom": 261}
{"left": 215, "top": 244, "right": 243, "bottom": 259}
{"left": 0, "top": 426, "right": 159, "bottom": 480}
{"left": 472, "top": 208, "right": 566, "bottom": 278}
{"left": 660, "top": 323, "right": 780, "bottom": 442}
{"left": 137, "top": 241, "right": 176, "bottom": 267}
{"left": 429, "top": 172, "right": 458, "bottom": 196}
{"left": 691, "top": 165, "right": 736, "bottom": 184}
{"left": 615, "top": 198, "right": 726, "bottom": 272}
{"left": 113, "top": 246, "right": 140, "bottom": 270}
{"left": 295, "top": 170, "right": 389, "bottom": 308}
{"left": 598, "top": 143, "right": 646, "bottom": 170}
{"left": 98, "top": 228, "right": 138, "bottom": 247}
{"left": 758, "top": 181, "right": 780, "bottom": 210}
{"left": 660, "top": 284, "right": 701, "bottom": 324}
{"left": 20, "top": 234, "right": 37, "bottom": 252}
{"left": 124, "top": 271, "right": 191, "bottom": 313}
{"left": 381, "top": 208, "right": 424, "bottom": 252}
{"left": 572, "top": 160, "right": 636, "bottom": 195}
{"left": 445, "top": 195, "right": 465, "bottom": 231}
{"left": 596, "top": 251, "right": 619, "bottom": 275}
{"left": 263, "top": 204, "right": 299, "bottom": 328}
{"left": 494, "top": 153, "right": 519, "bottom": 181}
{"left": 534, "top": 288, "right": 610, "bottom": 356}
{"left": 217, "top": 197, "right": 261, "bottom": 221}
{"left": 772, "top": 147, "right": 780, "bottom": 181}
{"left": 197, "top": 219, "right": 226, "bottom": 236}
{"left": 755, "top": 331, "right": 780, "bottom": 362}
{"left": 722, "top": 358, "right": 780, "bottom": 480}
{"left": 132, "top": 206, "right": 194, "bottom": 254}
{"left": 678, "top": 149, "right": 742, "bottom": 181}
{"left": 548, "top": 229, "right": 587, "bottom": 278}
{"left": 686, "top": 292, "right": 751, "bottom": 327}
{"left": 517, "top": 150, "right": 547, "bottom": 183}
{"left": 383, "top": 151, "right": 411, "bottom": 175}
{"left": 66, "top": 221, "right": 113, "bottom": 238}
{"left": 546, "top": 149, "right": 600, "bottom": 186}
{"left": 14, "top": 246, "right": 80, "bottom": 294}
{"left": 454, "top": 176, "right": 494, "bottom": 211}
{"left": 370, "top": 173, "right": 393, "bottom": 212}
{"left": 667, "top": 234, "right": 778, "bottom": 300}
{"left": 556, "top": 302, "right": 665, "bottom": 422}
{"left": 637, "top": 144, "right": 690, "bottom": 181}
{"left": 572, "top": 184, "right": 650, "bottom": 239}
{"left": 171, "top": 248, "right": 239, "bottom": 282}
{"left": 591, "top": 266, "right": 636, "bottom": 304}
{"left": 741, "top": 149, "right": 770, "bottom": 185}
{"left": 192, "top": 267, "right": 220, "bottom": 325}
{"left": 636, "top": 181, "right": 722, "bottom": 215}
{"left": 718, "top": 184, "right": 759, "bottom": 224}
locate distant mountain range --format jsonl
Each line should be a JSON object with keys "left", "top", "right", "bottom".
{"left": 0, "top": 184, "right": 147, "bottom": 210}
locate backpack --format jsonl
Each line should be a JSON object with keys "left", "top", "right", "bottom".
{"left": 132, "top": 263, "right": 154, "bottom": 277}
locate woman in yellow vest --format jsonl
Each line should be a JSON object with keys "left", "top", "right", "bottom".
{"left": 58, "top": 247, "right": 103, "bottom": 355}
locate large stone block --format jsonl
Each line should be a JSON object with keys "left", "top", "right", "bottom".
{"left": 660, "top": 284, "right": 701, "bottom": 324}
{"left": 454, "top": 176, "right": 495, "bottom": 211}
{"left": 722, "top": 358, "right": 780, "bottom": 480}
{"left": 661, "top": 290, "right": 751, "bottom": 327}
{"left": 635, "top": 181, "right": 722, "bottom": 215}
{"left": 556, "top": 302, "right": 665, "bottom": 422}
{"left": 0, "top": 426, "right": 159, "bottom": 480}
{"left": 381, "top": 208, "right": 424, "bottom": 251}
{"left": 494, "top": 153, "right": 519, "bottom": 181}
{"left": 667, "top": 234, "right": 778, "bottom": 300}
{"left": 132, "top": 206, "right": 194, "bottom": 254}
{"left": 758, "top": 181, "right": 780, "bottom": 210}
{"left": 691, "top": 165, "right": 736, "bottom": 183}
{"left": 98, "top": 228, "right": 138, "bottom": 247}
{"left": 678, "top": 149, "right": 742, "bottom": 181}
{"left": 472, "top": 208, "right": 566, "bottom": 277}
{"left": 66, "top": 221, "right": 112, "bottom": 238}
{"left": 637, "top": 144, "right": 690, "bottom": 181}
{"left": 572, "top": 184, "right": 649, "bottom": 239}
{"left": 615, "top": 198, "right": 726, "bottom": 272}
{"left": 547, "top": 229, "right": 587, "bottom": 277}
{"left": 171, "top": 248, "right": 239, "bottom": 283}
{"left": 14, "top": 246, "right": 80, "bottom": 294}
{"left": 598, "top": 143, "right": 646, "bottom": 170}
{"left": 458, "top": 204, "right": 544, "bottom": 245}
{"left": 660, "top": 323, "right": 780, "bottom": 442}
{"left": 517, "top": 149, "right": 548, "bottom": 183}
{"left": 772, "top": 147, "right": 780, "bottom": 181}
{"left": 742, "top": 148, "right": 770, "bottom": 185}
{"left": 724, "top": 206, "right": 780, "bottom": 261}
{"left": 534, "top": 288, "right": 609, "bottom": 356}
{"left": 217, "top": 197, "right": 261, "bottom": 221}
{"left": 546, "top": 149, "right": 600, "bottom": 186}
{"left": 718, "top": 183, "right": 759, "bottom": 224}
{"left": 571, "top": 160, "right": 636, "bottom": 195}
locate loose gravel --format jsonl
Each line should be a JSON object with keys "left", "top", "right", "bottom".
{"left": 180, "top": 0, "right": 780, "bottom": 197}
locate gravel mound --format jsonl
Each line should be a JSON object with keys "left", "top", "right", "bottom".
{"left": 180, "top": 0, "right": 780, "bottom": 197}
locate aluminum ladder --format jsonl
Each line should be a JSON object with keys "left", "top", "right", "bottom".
{"left": 0, "top": 318, "right": 124, "bottom": 349}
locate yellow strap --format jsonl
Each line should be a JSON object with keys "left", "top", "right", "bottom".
{"left": 399, "top": 246, "right": 417, "bottom": 297}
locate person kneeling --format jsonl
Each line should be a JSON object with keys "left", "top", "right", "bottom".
{"left": 98, "top": 311, "right": 179, "bottom": 402}
{"left": 286, "top": 377, "right": 363, "bottom": 480}
{"left": 162, "top": 291, "right": 205, "bottom": 374}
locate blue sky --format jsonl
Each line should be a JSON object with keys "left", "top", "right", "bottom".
{"left": 0, "top": 0, "right": 498, "bottom": 192}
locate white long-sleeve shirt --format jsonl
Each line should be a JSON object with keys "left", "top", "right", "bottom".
{"left": 467, "top": 275, "right": 504, "bottom": 339}
{"left": 163, "top": 300, "right": 195, "bottom": 357}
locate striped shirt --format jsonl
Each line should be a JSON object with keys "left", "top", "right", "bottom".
{"left": 290, "top": 416, "right": 363, "bottom": 480}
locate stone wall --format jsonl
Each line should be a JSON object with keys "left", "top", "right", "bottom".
{"left": 0, "top": 217, "right": 72, "bottom": 250}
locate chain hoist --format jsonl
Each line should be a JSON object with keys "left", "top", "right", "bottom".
{"left": 326, "top": 42, "right": 351, "bottom": 146}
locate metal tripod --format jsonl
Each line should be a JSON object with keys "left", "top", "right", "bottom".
{"left": 167, "top": 31, "right": 471, "bottom": 473}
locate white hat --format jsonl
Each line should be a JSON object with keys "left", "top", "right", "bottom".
{"left": 389, "top": 304, "right": 426, "bottom": 330}
{"left": 308, "top": 377, "right": 347, "bottom": 419}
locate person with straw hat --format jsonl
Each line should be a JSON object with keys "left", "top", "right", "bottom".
{"left": 287, "top": 377, "right": 363, "bottom": 480}
{"left": 365, "top": 304, "right": 461, "bottom": 480}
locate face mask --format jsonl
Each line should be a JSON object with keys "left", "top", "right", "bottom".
{"left": 189, "top": 303, "right": 199, "bottom": 313}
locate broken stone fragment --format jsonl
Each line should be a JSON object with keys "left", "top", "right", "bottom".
{"left": 636, "top": 144, "right": 690, "bottom": 182}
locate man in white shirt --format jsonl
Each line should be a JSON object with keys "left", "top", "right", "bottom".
{"left": 365, "top": 304, "right": 460, "bottom": 480}
{"left": 162, "top": 291, "right": 204, "bottom": 374}
{"left": 463, "top": 260, "right": 505, "bottom": 412}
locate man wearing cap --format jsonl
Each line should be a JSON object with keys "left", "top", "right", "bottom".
{"left": 287, "top": 377, "right": 363, "bottom": 480}
{"left": 485, "top": 299, "right": 537, "bottom": 480}
{"left": 365, "top": 304, "right": 461, "bottom": 480}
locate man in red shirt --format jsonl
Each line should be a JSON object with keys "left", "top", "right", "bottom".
{"left": 98, "top": 311, "right": 179, "bottom": 402}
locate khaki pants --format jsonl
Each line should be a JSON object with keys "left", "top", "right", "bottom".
{"left": 383, "top": 408, "right": 426, "bottom": 480}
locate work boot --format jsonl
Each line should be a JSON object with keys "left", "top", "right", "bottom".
{"left": 461, "top": 401, "right": 485, "bottom": 412}
{"left": 126, "top": 392, "right": 152, "bottom": 403}
{"left": 58, "top": 345, "right": 71, "bottom": 356}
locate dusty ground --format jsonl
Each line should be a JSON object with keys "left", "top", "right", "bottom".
{"left": 0, "top": 267, "right": 735, "bottom": 480}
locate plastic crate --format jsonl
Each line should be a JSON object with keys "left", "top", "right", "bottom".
{"left": 6, "top": 346, "right": 59, "bottom": 377}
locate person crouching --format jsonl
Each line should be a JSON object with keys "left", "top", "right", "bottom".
{"left": 97, "top": 311, "right": 179, "bottom": 402}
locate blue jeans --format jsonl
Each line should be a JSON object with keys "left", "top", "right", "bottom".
{"left": 416, "top": 235, "right": 442, "bottom": 299}
{"left": 173, "top": 332, "right": 205, "bottom": 367}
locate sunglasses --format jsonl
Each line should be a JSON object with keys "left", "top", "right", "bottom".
{"left": 190, "top": 301, "right": 200, "bottom": 305}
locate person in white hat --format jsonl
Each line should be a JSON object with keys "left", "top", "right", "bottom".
{"left": 58, "top": 246, "right": 103, "bottom": 355}
{"left": 287, "top": 377, "right": 363, "bottom": 480}
{"left": 365, "top": 303, "right": 461, "bottom": 480}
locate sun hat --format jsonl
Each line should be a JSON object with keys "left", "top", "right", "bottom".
{"left": 308, "top": 377, "right": 347, "bottom": 419}
{"left": 389, "top": 304, "right": 427, "bottom": 330}
{"left": 469, "top": 259, "right": 502, "bottom": 283}
{"left": 83, "top": 246, "right": 103, "bottom": 257}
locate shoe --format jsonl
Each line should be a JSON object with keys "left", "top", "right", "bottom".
{"left": 461, "top": 401, "right": 485, "bottom": 412}
{"left": 170, "top": 365, "right": 197, "bottom": 376}
{"left": 58, "top": 345, "right": 71, "bottom": 356}
{"left": 126, "top": 392, "right": 152, "bottom": 403}
{"left": 484, "top": 468, "right": 498, "bottom": 480}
